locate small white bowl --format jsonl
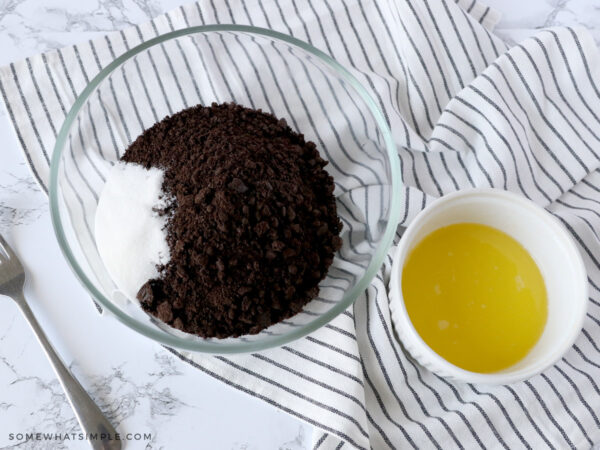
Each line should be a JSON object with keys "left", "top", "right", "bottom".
{"left": 390, "top": 188, "right": 588, "bottom": 384}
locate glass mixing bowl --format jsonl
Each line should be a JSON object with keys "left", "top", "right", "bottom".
{"left": 49, "top": 25, "right": 401, "bottom": 353}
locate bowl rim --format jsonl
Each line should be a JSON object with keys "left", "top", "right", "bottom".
{"left": 49, "top": 24, "right": 402, "bottom": 354}
{"left": 389, "top": 188, "right": 588, "bottom": 384}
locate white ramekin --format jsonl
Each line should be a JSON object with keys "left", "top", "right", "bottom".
{"left": 389, "top": 188, "right": 588, "bottom": 384}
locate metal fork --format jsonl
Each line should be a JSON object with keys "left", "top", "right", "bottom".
{"left": 0, "top": 234, "right": 120, "bottom": 450}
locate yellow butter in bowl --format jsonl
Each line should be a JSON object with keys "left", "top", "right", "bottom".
{"left": 390, "top": 189, "right": 587, "bottom": 384}
{"left": 402, "top": 223, "right": 547, "bottom": 373}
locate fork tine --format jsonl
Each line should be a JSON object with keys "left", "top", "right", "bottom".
{"left": 0, "top": 234, "right": 16, "bottom": 260}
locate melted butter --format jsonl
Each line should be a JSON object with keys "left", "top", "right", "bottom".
{"left": 402, "top": 223, "right": 547, "bottom": 373}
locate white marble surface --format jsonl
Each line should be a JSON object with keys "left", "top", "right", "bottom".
{"left": 0, "top": 0, "right": 599, "bottom": 449}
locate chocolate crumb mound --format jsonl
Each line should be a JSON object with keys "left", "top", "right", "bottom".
{"left": 123, "top": 102, "right": 343, "bottom": 338}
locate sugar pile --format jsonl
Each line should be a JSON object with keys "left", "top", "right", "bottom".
{"left": 95, "top": 161, "right": 171, "bottom": 302}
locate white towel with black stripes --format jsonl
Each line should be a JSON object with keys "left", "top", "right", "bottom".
{"left": 2, "top": 0, "right": 600, "bottom": 448}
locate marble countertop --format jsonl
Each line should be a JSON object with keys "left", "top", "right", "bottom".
{"left": 0, "top": 1, "right": 598, "bottom": 449}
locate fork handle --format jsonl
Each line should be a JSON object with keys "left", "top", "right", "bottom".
{"left": 15, "top": 293, "right": 121, "bottom": 450}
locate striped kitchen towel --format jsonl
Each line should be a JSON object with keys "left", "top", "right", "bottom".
{"left": 2, "top": 0, "right": 600, "bottom": 448}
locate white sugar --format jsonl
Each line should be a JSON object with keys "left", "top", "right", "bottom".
{"left": 95, "top": 161, "right": 171, "bottom": 302}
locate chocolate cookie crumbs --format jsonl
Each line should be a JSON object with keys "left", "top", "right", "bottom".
{"left": 123, "top": 103, "right": 342, "bottom": 338}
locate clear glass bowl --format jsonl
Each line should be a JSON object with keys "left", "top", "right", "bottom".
{"left": 49, "top": 25, "right": 401, "bottom": 353}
